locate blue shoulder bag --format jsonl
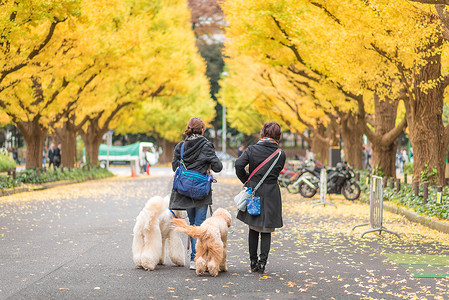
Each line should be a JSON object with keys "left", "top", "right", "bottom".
{"left": 173, "top": 142, "right": 214, "bottom": 199}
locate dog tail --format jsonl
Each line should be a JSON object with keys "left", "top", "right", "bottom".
{"left": 171, "top": 218, "right": 208, "bottom": 239}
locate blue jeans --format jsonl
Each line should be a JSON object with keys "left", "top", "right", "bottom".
{"left": 186, "top": 205, "right": 208, "bottom": 261}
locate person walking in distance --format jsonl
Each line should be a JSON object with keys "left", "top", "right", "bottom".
{"left": 42, "top": 147, "right": 47, "bottom": 167}
{"left": 53, "top": 144, "right": 62, "bottom": 168}
{"left": 234, "top": 121, "right": 286, "bottom": 274}
{"left": 48, "top": 144, "right": 55, "bottom": 168}
{"left": 169, "top": 118, "right": 223, "bottom": 270}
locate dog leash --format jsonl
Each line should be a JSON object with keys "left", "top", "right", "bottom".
{"left": 169, "top": 209, "right": 188, "bottom": 219}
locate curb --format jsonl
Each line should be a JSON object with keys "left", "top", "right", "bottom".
{"left": 0, "top": 179, "right": 97, "bottom": 197}
{"left": 1, "top": 187, "right": 29, "bottom": 196}
{"left": 383, "top": 202, "right": 449, "bottom": 234}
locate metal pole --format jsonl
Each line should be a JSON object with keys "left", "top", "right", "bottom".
{"left": 106, "top": 133, "right": 110, "bottom": 169}
{"left": 222, "top": 105, "right": 226, "bottom": 153}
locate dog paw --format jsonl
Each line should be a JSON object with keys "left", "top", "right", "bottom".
{"left": 196, "top": 269, "right": 205, "bottom": 276}
{"left": 133, "top": 257, "right": 142, "bottom": 267}
{"left": 143, "top": 265, "right": 156, "bottom": 271}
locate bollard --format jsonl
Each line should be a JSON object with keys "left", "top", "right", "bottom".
{"left": 414, "top": 181, "right": 419, "bottom": 196}
{"left": 404, "top": 173, "right": 407, "bottom": 185}
{"left": 396, "top": 178, "right": 401, "bottom": 193}
{"left": 383, "top": 177, "right": 388, "bottom": 189}
{"left": 437, "top": 186, "right": 443, "bottom": 204}
{"left": 7, "top": 168, "right": 11, "bottom": 176}
{"left": 390, "top": 177, "right": 395, "bottom": 189}
{"left": 12, "top": 169, "right": 16, "bottom": 180}
{"left": 355, "top": 172, "right": 360, "bottom": 181}
{"left": 422, "top": 182, "right": 428, "bottom": 204}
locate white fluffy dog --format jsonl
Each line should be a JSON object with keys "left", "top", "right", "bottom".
{"left": 132, "top": 195, "right": 186, "bottom": 270}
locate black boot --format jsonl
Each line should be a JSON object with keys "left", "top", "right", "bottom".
{"left": 251, "top": 260, "right": 259, "bottom": 272}
{"left": 257, "top": 262, "right": 266, "bottom": 274}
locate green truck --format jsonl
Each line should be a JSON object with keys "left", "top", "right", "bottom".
{"left": 97, "top": 142, "right": 160, "bottom": 169}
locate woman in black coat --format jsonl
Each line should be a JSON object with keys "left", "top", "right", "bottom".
{"left": 235, "top": 122, "right": 286, "bottom": 273}
{"left": 170, "top": 118, "right": 223, "bottom": 270}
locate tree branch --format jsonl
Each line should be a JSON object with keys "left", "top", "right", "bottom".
{"left": 408, "top": 0, "right": 449, "bottom": 4}
{"left": 0, "top": 17, "right": 62, "bottom": 84}
{"left": 435, "top": 4, "right": 449, "bottom": 40}
{"left": 309, "top": 2, "right": 342, "bottom": 25}
{"left": 381, "top": 117, "right": 407, "bottom": 146}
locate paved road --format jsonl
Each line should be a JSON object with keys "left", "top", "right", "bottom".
{"left": 1, "top": 175, "right": 449, "bottom": 299}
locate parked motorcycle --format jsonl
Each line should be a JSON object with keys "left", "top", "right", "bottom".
{"left": 290, "top": 162, "right": 361, "bottom": 200}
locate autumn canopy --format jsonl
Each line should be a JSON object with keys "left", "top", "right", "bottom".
{"left": 0, "top": 0, "right": 213, "bottom": 167}
{"left": 1, "top": 0, "right": 449, "bottom": 184}
{"left": 219, "top": 0, "right": 449, "bottom": 184}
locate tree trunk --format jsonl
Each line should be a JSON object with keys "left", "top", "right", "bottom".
{"left": 80, "top": 119, "right": 107, "bottom": 165}
{"left": 16, "top": 119, "right": 47, "bottom": 169}
{"left": 341, "top": 112, "right": 363, "bottom": 169}
{"left": 55, "top": 118, "right": 77, "bottom": 168}
{"left": 406, "top": 40, "right": 447, "bottom": 185}
{"left": 159, "top": 138, "right": 177, "bottom": 164}
{"left": 310, "top": 124, "right": 330, "bottom": 164}
{"left": 371, "top": 96, "right": 399, "bottom": 178}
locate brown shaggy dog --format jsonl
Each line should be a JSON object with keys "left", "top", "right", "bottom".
{"left": 171, "top": 208, "right": 232, "bottom": 277}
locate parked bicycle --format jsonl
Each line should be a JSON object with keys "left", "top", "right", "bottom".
{"left": 279, "top": 159, "right": 322, "bottom": 187}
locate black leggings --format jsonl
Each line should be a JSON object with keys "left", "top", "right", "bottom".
{"left": 248, "top": 228, "right": 271, "bottom": 264}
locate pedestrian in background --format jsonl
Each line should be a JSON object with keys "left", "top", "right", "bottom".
{"left": 48, "top": 144, "right": 55, "bottom": 168}
{"left": 53, "top": 144, "right": 62, "bottom": 168}
{"left": 234, "top": 121, "right": 286, "bottom": 274}
{"left": 12, "top": 148, "right": 19, "bottom": 164}
{"left": 42, "top": 147, "right": 47, "bottom": 167}
{"left": 169, "top": 117, "right": 223, "bottom": 270}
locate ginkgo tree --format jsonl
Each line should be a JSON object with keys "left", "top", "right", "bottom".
{"left": 221, "top": 0, "right": 449, "bottom": 182}
{"left": 75, "top": 0, "right": 215, "bottom": 165}
{"left": 0, "top": 0, "right": 81, "bottom": 91}
{"left": 0, "top": 0, "right": 82, "bottom": 168}
{"left": 0, "top": 0, "right": 214, "bottom": 168}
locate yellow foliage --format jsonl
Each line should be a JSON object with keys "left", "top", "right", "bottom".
{"left": 221, "top": 0, "right": 444, "bottom": 135}
{"left": 0, "top": 0, "right": 213, "bottom": 141}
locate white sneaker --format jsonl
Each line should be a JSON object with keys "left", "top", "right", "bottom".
{"left": 189, "top": 261, "right": 196, "bottom": 270}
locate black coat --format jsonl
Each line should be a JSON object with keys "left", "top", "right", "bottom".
{"left": 169, "top": 136, "right": 223, "bottom": 210}
{"left": 48, "top": 148, "right": 54, "bottom": 162}
{"left": 235, "top": 142, "right": 286, "bottom": 228}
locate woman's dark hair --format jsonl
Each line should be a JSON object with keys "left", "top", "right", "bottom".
{"left": 183, "top": 118, "right": 206, "bottom": 136}
{"left": 260, "top": 121, "right": 281, "bottom": 142}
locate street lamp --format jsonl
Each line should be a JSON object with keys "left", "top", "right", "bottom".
{"left": 221, "top": 71, "right": 228, "bottom": 154}
{"left": 222, "top": 105, "right": 226, "bottom": 153}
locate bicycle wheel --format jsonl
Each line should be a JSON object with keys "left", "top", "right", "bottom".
{"left": 298, "top": 181, "right": 317, "bottom": 198}
{"left": 280, "top": 172, "right": 295, "bottom": 187}
{"left": 286, "top": 180, "right": 300, "bottom": 194}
